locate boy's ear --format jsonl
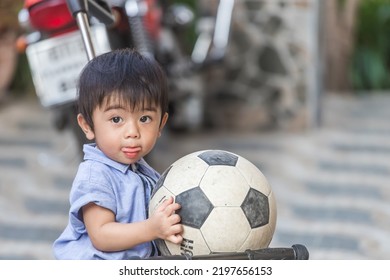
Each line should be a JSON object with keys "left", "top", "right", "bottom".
{"left": 77, "top": 113, "right": 95, "bottom": 140}
{"left": 158, "top": 113, "right": 169, "bottom": 137}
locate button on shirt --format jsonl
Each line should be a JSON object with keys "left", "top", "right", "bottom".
{"left": 53, "top": 144, "right": 160, "bottom": 260}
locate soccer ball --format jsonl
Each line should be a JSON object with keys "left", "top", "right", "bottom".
{"left": 149, "top": 149, "right": 277, "bottom": 256}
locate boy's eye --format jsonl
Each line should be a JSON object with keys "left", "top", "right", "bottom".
{"left": 140, "top": 116, "right": 151, "bottom": 123}
{"left": 111, "top": 117, "right": 122, "bottom": 124}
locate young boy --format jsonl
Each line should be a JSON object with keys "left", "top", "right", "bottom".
{"left": 53, "top": 48, "right": 183, "bottom": 260}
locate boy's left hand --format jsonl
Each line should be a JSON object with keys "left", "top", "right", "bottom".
{"left": 150, "top": 196, "right": 183, "bottom": 244}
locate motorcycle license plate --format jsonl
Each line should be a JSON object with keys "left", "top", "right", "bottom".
{"left": 26, "top": 25, "right": 111, "bottom": 107}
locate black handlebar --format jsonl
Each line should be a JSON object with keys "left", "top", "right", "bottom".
{"left": 147, "top": 244, "right": 309, "bottom": 260}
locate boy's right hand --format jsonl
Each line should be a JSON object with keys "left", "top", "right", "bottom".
{"left": 150, "top": 196, "right": 183, "bottom": 244}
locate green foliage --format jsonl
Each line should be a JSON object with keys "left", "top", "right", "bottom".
{"left": 350, "top": 0, "right": 390, "bottom": 90}
{"left": 171, "top": 0, "right": 196, "bottom": 10}
{"left": 168, "top": 0, "right": 198, "bottom": 55}
{"left": 337, "top": 0, "right": 347, "bottom": 9}
{"left": 9, "top": 53, "right": 35, "bottom": 96}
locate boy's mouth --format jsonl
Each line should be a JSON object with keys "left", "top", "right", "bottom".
{"left": 122, "top": 147, "right": 141, "bottom": 159}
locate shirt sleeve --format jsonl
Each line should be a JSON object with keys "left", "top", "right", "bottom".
{"left": 68, "top": 164, "right": 117, "bottom": 233}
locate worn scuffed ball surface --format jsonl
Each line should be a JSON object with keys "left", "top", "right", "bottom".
{"left": 149, "top": 150, "right": 277, "bottom": 256}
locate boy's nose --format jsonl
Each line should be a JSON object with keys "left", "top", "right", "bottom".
{"left": 124, "top": 122, "right": 140, "bottom": 138}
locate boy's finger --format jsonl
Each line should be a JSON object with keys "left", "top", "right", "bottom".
{"left": 169, "top": 213, "right": 181, "bottom": 224}
{"left": 157, "top": 196, "right": 174, "bottom": 211}
{"left": 167, "top": 234, "right": 183, "bottom": 244}
{"left": 165, "top": 202, "right": 181, "bottom": 216}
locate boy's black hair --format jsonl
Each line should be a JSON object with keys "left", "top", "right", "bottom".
{"left": 77, "top": 48, "right": 168, "bottom": 130}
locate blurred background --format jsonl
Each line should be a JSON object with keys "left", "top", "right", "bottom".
{"left": 1, "top": 0, "right": 389, "bottom": 259}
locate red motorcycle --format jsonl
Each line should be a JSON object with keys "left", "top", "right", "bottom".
{"left": 17, "top": 0, "right": 235, "bottom": 153}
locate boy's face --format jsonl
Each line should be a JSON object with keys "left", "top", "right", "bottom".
{"left": 78, "top": 96, "right": 168, "bottom": 165}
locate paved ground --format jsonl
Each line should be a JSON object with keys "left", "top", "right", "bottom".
{"left": 0, "top": 93, "right": 389, "bottom": 260}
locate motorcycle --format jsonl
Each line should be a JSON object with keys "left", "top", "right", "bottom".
{"left": 17, "top": 0, "right": 235, "bottom": 154}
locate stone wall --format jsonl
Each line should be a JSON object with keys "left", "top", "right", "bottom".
{"left": 202, "top": 0, "right": 321, "bottom": 131}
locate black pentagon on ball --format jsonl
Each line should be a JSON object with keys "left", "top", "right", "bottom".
{"left": 241, "top": 188, "right": 270, "bottom": 228}
{"left": 198, "top": 150, "right": 238, "bottom": 166}
{"left": 175, "top": 187, "right": 214, "bottom": 229}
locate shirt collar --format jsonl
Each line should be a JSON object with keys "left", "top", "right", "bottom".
{"left": 133, "top": 157, "right": 157, "bottom": 178}
{"left": 83, "top": 143, "right": 131, "bottom": 173}
{"left": 83, "top": 143, "right": 157, "bottom": 177}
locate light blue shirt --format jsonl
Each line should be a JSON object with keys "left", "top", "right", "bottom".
{"left": 53, "top": 144, "right": 160, "bottom": 260}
